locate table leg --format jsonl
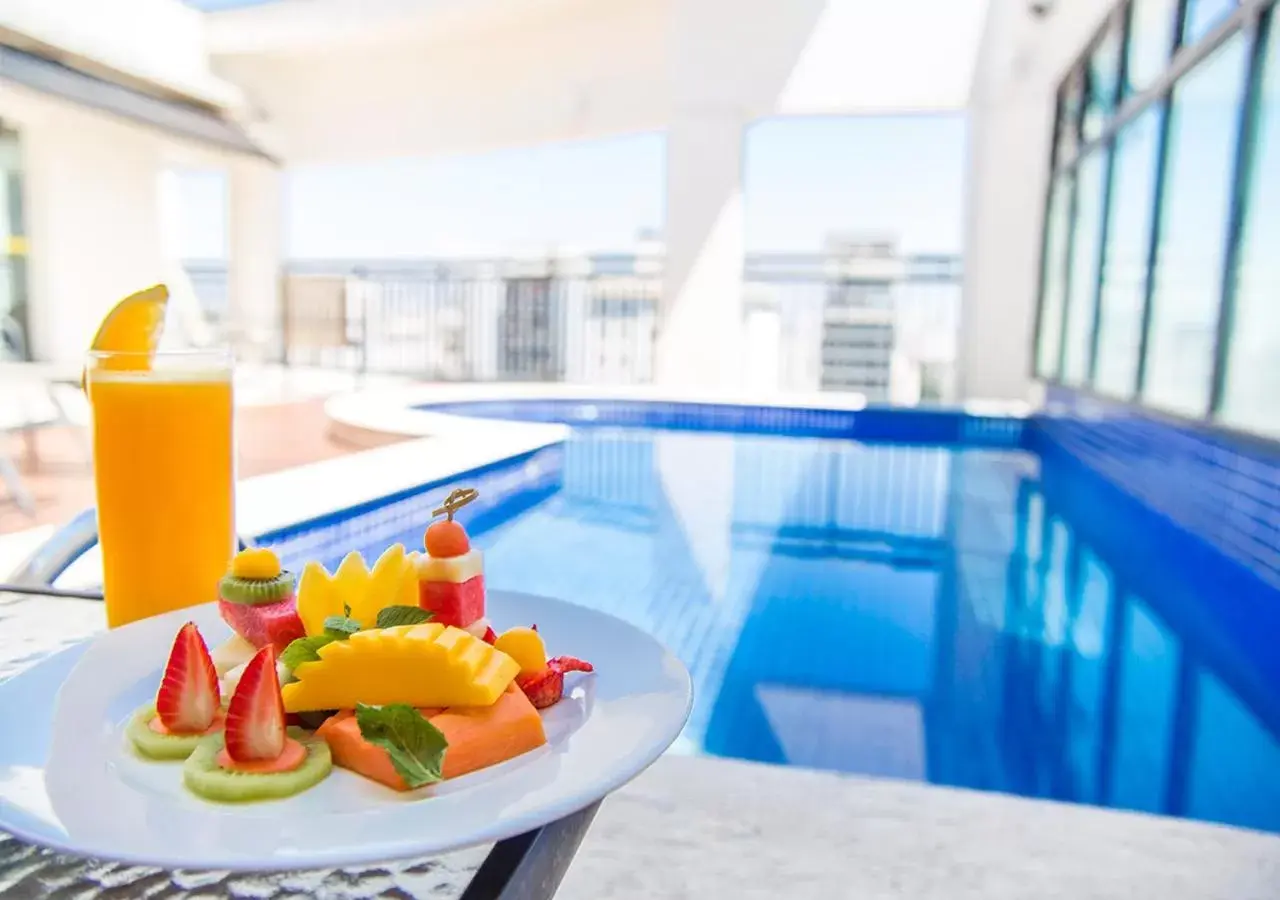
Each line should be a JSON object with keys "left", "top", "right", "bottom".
{"left": 459, "top": 801, "right": 602, "bottom": 900}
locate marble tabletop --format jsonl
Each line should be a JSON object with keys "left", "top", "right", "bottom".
{"left": 0, "top": 588, "right": 490, "bottom": 899}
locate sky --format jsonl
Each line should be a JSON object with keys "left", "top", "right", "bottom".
{"left": 175, "top": 114, "right": 967, "bottom": 260}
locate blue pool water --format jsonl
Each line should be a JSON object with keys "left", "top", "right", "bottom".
{"left": 267, "top": 424, "right": 1280, "bottom": 834}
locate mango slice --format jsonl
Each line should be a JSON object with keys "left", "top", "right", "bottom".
{"left": 282, "top": 624, "right": 519, "bottom": 712}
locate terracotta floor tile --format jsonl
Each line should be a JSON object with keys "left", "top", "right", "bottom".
{"left": 0, "top": 399, "right": 405, "bottom": 534}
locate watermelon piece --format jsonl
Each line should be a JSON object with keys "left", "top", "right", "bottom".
{"left": 217, "top": 596, "right": 305, "bottom": 653}
{"left": 418, "top": 574, "right": 485, "bottom": 628}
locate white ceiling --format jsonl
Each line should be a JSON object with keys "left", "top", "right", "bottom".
{"left": 206, "top": 0, "right": 994, "bottom": 164}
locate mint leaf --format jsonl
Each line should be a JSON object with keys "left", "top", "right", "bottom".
{"left": 375, "top": 606, "right": 433, "bottom": 629}
{"left": 280, "top": 634, "right": 336, "bottom": 671}
{"left": 323, "top": 615, "right": 362, "bottom": 638}
{"left": 355, "top": 703, "right": 448, "bottom": 789}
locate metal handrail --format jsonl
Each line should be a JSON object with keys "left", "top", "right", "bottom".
{"left": 7, "top": 509, "right": 250, "bottom": 589}
{"left": 7, "top": 509, "right": 98, "bottom": 588}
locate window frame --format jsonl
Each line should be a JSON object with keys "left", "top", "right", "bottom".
{"left": 1030, "top": 0, "right": 1277, "bottom": 444}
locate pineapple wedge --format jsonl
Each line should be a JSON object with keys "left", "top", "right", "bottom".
{"left": 332, "top": 551, "right": 370, "bottom": 610}
{"left": 282, "top": 624, "right": 519, "bottom": 711}
{"left": 296, "top": 560, "right": 339, "bottom": 637}
{"left": 348, "top": 544, "right": 405, "bottom": 625}
{"left": 296, "top": 545, "right": 422, "bottom": 636}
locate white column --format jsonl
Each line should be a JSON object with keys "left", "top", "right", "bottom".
{"left": 227, "top": 159, "right": 283, "bottom": 363}
{"left": 656, "top": 110, "right": 745, "bottom": 391}
{"left": 958, "top": 0, "right": 1115, "bottom": 404}
{"left": 20, "top": 109, "right": 166, "bottom": 363}
{"left": 958, "top": 95, "right": 1050, "bottom": 404}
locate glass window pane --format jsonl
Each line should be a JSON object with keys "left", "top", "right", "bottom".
{"left": 1183, "top": 0, "right": 1238, "bottom": 46}
{"left": 1036, "top": 175, "right": 1073, "bottom": 378}
{"left": 1126, "top": 0, "right": 1179, "bottom": 96}
{"left": 1095, "top": 108, "right": 1162, "bottom": 398}
{"left": 1084, "top": 19, "right": 1123, "bottom": 141}
{"left": 1057, "top": 69, "right": 1085, "bottom": 164}
{"left": 1142, "top": 35, "right": 1247, "bottom": 417}
{"left": 1062, "top": 150, "right": 1107, "bottom": 385}
{"left": 0, "top": 125, "right": 27, "bottom": 361}
{"left": 1220, "top": 14, "right": 1280, "bottom": 436}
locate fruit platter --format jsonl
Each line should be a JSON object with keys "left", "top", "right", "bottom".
{"left": 131, "top": 489, "right": 595, "bottom": 803}
{"left": 0, "top": 487, "right": 692, "bottom": 870}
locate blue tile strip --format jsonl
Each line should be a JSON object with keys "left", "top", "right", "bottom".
{"left": 1031, "top": 387, "right": 1280, "bottom": 592}
{"left": 254, "top": 446, "right": 565, "bottom": 572}
{"left": 418, "top": 399, "right": 1027, "bottom": 448}
{"left": 1028, "top": 386, "right": 1280, "bottom": 714}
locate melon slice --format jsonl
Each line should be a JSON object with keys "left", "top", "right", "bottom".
{"left": 419, "top": 574, "right": 485, "bottom": 628}
{"left": 316, "top": 684, "right": 547, "bottom": 791}
{"left": 280, "top": 623, "right": 518, "bottom": 712}
{"left": 217, "top": 596, "right": 305, "bottom": 653}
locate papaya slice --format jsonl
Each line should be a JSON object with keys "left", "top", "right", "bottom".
{"left": 317, "top": 685, "right": 547, "bottom": 791}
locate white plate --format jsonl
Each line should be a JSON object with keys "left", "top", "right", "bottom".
{"left": 0, "top": 590, "right": 691, "bottom": 871}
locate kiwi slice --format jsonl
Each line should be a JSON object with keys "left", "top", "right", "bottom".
{"left": 183, "top": 727, "right": 332, "bottom": 803}
{"left": 218, "top": 572, "right": 296, "bottom": 606}
{"left": 125, "top": 703, "right": 211, "bottom": 761}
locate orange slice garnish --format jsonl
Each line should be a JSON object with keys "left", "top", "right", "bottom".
{"left": 82, "top": 284, "right": 169, "bottom": 390}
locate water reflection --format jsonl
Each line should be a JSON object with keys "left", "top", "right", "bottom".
{"left": 445, "top": 429, "right": 1280, "bottom": 833}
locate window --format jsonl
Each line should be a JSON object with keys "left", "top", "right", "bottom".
{"left": 0, "top": 125, "right": 26, "bottom": 361}
{"left": 1126, "top": 0, "right": 1180, "bottom": 96}
{"left": 1084, "top": 18, "right": 1124, "bottom": 141}
{"left": 1035, "top": 175, "right": 1073, "bottom": 378}
{"left": 1220, "top": 12, "right": 1280, "bottom": 436}
{"left": 1095, "top": 108, "right": 1162, "bottom": 398}
{"left": 1056, "top": 70, "right": 1085, "bottom": 165}
{"left": 1036, "top": 0, "right": 1279, "bottom": 437}
{"left": 1142, "top": 36, "right": 1248, "bottom": 417}
{"left": 1061, "top": 149, "right": 1107, "bottom": 385}
{"left": 1183, "top": 0, "right": 1238, "bottom": 45}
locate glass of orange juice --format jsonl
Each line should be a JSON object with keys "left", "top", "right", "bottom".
{"left": 85, "top": 348, "right": 236, "bottom": 627}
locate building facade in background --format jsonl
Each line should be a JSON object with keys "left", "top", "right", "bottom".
{"left": 819, "top": 234, "right": 901, "bottom": 401}
{"left": 200, "top": 238, "right": 961, "bottom": 401}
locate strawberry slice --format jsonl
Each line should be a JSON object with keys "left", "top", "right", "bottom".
{"left": 481, "top": 625, "right": 498, "bottom": 645}
{"left": 155, "top": 622, "right": 221, "bottom": 733}
{"left": 515, "top": 655, "right": 595, "bottom": 710}
{"left": 223, "top": 646, "right": 287, "bottom": 762}
{"left": 550, "top": 655, "right": 593, "bottom": 675}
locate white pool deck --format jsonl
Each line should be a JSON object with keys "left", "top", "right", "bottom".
{"left": 560, "top": 755, "right": 1280, "bottom": 900}
{"left": 2, "top": 382, "right": 1276, "bottom": 896}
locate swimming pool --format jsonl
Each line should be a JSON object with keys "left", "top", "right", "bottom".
{"left": 258, "top": 404, "right": 1280, "bottom": 835}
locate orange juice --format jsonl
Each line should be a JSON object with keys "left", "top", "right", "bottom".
{"left": 87, "top": 355, "right": 235, "bottom": 627}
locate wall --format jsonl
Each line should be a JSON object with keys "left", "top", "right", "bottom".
{"left": 959, "top": 0, "right": 1115, "bottom": 402}
{"left": 8, "top": 88, "right": 167, "bottom": 363}
{"left": 0, "top": 83, "right": 275, "bottom": 364}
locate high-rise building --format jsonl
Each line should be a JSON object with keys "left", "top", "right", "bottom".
{"left": 819, "top": 234, "right": 904, "bottom": 401}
